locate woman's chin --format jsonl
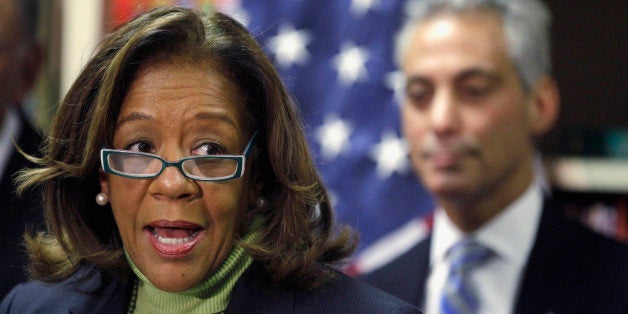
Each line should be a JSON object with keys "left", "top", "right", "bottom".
{"left": 140, "top": 262, "right": 207, "bottom": 292}
{"left": 148, "top": 276, "right": 199, "bottom": 292}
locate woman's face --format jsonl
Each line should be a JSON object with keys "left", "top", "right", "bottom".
{"left": 100, "top": 58, "right": 255, "bottom": 292}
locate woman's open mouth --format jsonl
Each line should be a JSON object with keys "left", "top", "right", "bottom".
{"left": 145, "top": 220, "right": 205, "bottom": 257}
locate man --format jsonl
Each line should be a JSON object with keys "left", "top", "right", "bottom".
{"left": 360, "top": 0, "right": 628, "bottom": 313}
{"left": 0, "top": 0, "right": 44, "bottom": 299}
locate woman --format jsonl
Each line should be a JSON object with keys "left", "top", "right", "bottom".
{"left": 1, "top": 6, "right": 419, "bottom": 313}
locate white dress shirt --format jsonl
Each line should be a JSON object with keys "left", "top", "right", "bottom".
{"left": 0, "top": 107, "right": 20, "bottom": 181}
{"left": 425, "top": 179, "right": 544, "bottom": 314}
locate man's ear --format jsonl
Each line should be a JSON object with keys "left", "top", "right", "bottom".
{"left": 527, "top": 75, "right": 560, "bottom": 136}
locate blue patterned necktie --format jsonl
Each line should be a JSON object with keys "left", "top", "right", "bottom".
{"left": 440, "top": 239, "right": 493, "bottom": 314}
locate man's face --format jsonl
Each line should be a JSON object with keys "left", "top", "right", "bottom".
{"left": 400, "top": 11, "right": 538, "bottom": 207}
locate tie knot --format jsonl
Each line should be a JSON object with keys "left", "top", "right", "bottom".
{"left": 447, "top": 239, "right": 492, "bottom": 274}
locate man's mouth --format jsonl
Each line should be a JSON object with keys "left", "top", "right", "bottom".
{"left": 145, "top": 221, "right": 205, "bottom": 257}
{"left": 420, "top": 141, "right": 481, "bottom": 169}
{"left": 425, "top": 150, "right": 461, "bottom": 169}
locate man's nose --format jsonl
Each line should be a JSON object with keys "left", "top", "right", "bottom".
{"left": 430, "top": 89, "right": 460, "bottom": 135}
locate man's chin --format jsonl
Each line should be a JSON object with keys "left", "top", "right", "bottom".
{"left": 424, "top": 176, "right": 473, "bottom": 200}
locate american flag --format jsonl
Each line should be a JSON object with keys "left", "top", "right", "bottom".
{"left": 110, "top": 0, "right": 436, "bottom": 274}
{"left": 222, "top": 0, "right": 435, "bottom": 274}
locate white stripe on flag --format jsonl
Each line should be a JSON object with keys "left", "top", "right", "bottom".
{"left": 352, "top": 216, "right": 431, "bottom": 274}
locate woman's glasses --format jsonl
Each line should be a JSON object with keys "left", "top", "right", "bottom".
{"left": 100, "top": 131, "right": 257, "bottom": 182}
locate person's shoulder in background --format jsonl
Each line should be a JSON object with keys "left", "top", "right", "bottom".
{"left": 0, "top": 109, "right": 45, "bottom": 300}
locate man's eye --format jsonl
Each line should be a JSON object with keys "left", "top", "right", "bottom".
{"left": 462, "top": 85, "right": 490, "bottom": 97}
{"left": 405, "top": 83, "right": 431, "bottom": 107}
{"left": 125, "top": 141, "right": 154, "bottom": 153}
{"left": 193, "top": 142, "right": 226, "bottom": 156}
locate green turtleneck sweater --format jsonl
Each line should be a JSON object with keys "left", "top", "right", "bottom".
{"left": 125, "top": 217, "right": 262, "bottom": 314}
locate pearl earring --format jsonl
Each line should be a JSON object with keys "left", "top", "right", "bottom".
{"left": 95, "top": 192, "right": 109, "bottom": 206}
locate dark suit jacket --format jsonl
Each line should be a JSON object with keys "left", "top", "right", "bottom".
{"left": 1, "top": 263, "right": 421, "bottom": 313}
{"left": 0, "top": 111, "right": 44, "bottom": 300}
{"left": 361, "top": 201, "right": 628, "bottom": 314}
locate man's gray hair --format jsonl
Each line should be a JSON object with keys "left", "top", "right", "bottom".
{"left": 396, "top": 0, "right": 552, "bottom": 91}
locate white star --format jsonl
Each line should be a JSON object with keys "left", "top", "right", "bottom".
{"left": 351, "top": 0, "right": 381, "bottom": 16}
{"left": 267, "top": 24, "right": 312, "bottom": 69}
{"left": 385, "top": 70, "right": 405, "bottom": 104}
{"left": 369, "top": 131, "right": 409, "bottom": 179}
{"left": 316, "top": 115, "right": 353, "bottom": 161}
{"left": 332, "top": 42, "right": 370, "bottom": 86}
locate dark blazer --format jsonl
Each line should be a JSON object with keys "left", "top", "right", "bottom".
{"left": 361, "top": 201, "right": 628, "bottom": 314}
{"left": 0, "top": 111, "right": 44, "bottom": 300}
{"left": 1, "top": 263, "right": 421, "bottom": 313}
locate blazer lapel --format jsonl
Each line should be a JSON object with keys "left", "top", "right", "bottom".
{"left": 415, "top": 235, "right": 431, "bottom": 307}
{"left": 63, "top": 267, "right": 133, "bottom": 314}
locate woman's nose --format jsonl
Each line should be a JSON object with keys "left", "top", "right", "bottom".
{"left": 149, "top": 156, "right": 199, "bottom": 201}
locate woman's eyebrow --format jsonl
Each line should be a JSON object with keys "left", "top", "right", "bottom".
{"left": 115, "top": 109, "right": 241, "bottom": 136}
{"left": 116, "top": 112, "right": 152, "bottom": 129}
{"left": 193, "top": 111, "right": 239, "bottom": 129}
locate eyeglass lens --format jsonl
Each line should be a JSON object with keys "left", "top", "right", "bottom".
{"left": 107, "top": 153, "right": 238, "bottom": 179}
{"left": 182, "top": 158, "right": 237, "bottom": 178}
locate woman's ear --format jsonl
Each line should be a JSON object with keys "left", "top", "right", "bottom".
{"left": 99, "top": 169, "right": 110, "bottom": 195}
{"left": 527, "top": 75, "right": 560, "bottom": 136}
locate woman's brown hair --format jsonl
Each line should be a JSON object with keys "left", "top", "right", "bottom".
{"left": 17, "top": 6, "right": 356, "bottom": 289}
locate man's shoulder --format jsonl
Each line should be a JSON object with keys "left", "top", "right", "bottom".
{"left": 519, "top": 202, "right": 628, "bottom": 313}
{"left": 571, "top": 218, "right": 628, "bottom": 278}
{"left": 539, "top": 200, "right": 628, "bottom": 263}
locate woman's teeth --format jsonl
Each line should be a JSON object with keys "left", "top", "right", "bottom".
{"left": 152, "top": 229, "right": 199, "bottom": 245}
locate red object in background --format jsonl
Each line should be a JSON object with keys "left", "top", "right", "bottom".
{"left": 109, "top": 0, "right": 148, "bottom": 27}
{"left": 107, "top": 0, "right": 215, "bottom": 29}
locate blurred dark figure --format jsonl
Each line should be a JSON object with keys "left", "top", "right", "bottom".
{"left": 0, "top": 0, "right": 44, "bottom": 300}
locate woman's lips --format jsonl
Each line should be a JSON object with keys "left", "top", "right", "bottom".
{"left": 145, "top": 220, "right": 204, "bottom": 257}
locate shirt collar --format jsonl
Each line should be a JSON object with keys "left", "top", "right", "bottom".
{"left": 0, "top": 107, "right": 21, "bottom": 180}
{"left": 430, "top": 179, "right": 544, "bottom": 267}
